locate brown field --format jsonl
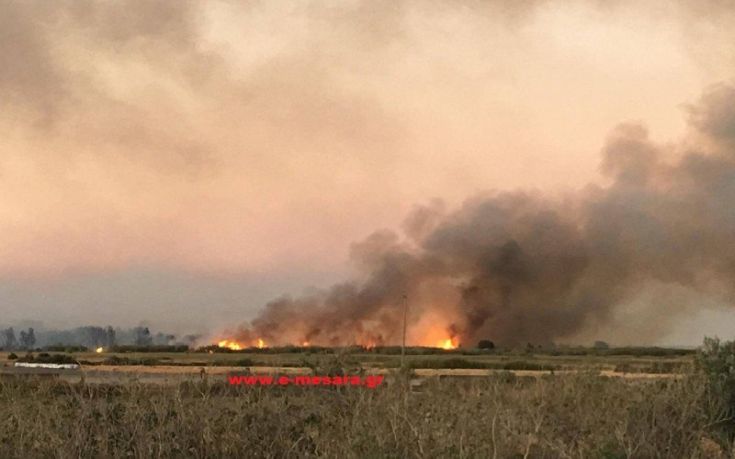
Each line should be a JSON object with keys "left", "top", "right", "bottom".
{"left": 0, "top": 365, "right": 730, "bottom": 458}
{"left": 3, "top": 348, "right": 728, "bottom": 458}
{"left": 0, "top": 350, "right": 692, "bottom": 384}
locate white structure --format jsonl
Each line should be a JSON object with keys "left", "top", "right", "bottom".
{"left": 14, "top": 362, "right": 80, "bottom": 370}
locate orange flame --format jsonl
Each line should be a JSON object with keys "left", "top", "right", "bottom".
{"left": 218, "top": 339, "right": 243, "bottom": 351}
{"left": 217, "top": 338, "right": 267, "bottom": 350}
{"left": 302, "top": 341, "right": 310, "bottom": 347}
{"left": 438, "top": 338, "right": 459, "bottom": 350}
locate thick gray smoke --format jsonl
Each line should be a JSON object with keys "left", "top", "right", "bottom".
{"left": 226, "top": 83, "right": 735, "bottom": 347}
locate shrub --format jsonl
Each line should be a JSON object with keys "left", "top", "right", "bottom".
{"left": 696, "top": 337, "right": 735, "bottom": 430}
{"left": 477, "top": 340, "right": 495, "bottom": 350}
{"left": 7, "top": 352, "right": 18, "bottom": 360}
{"left": 16, "top": 353, "right": 77, "bottom": 364}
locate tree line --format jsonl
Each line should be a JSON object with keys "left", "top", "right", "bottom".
{"left": 0, "top": 325, "right": 196, "bottom": 351}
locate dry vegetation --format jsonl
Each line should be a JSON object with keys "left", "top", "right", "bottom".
{"left": 0, "top": 372, "right": 730, "bottom": 458}
{"left": 0, "top": 343, "right": 733, "bottom": 458}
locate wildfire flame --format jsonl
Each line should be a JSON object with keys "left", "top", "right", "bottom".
{"left": 438, "top": 338, "right": 459, "bottom": 350}
{"left": 302, "top": 341, "right": 310, "bottom": 347}
{"left": 95, "top": 347, "right": 104, "bottom": 353}
{"left": 217, "top": 338, "right": 266, "bottom": 350}
{"left": 217, "top": 339, "right": 243, "bottom": 351}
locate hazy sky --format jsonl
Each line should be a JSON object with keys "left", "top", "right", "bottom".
{"left": 1, "top": 0, "right": 734, "bottom": 344}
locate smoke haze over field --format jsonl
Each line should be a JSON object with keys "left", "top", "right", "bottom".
{"left": 228, "top": 84, "right": 735, "bottom": 346}
{"left": 1, "top": 1, "right": 735, "bottom": 345}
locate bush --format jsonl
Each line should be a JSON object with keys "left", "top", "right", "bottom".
{"left": 16, "top": 353, "right": 77, "bottom": 364}
{"left": 7, "top": 352, "right": 18, "bottom": 360}
{"left": 696, "top": 337, "right": 735, "bottom": 430}
{"left": 477, "top": 340, "right": 495, "bottom": 350}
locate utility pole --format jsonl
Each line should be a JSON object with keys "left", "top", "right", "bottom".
{"left": 401, "top": 293, "right": 408, "bottom": 368}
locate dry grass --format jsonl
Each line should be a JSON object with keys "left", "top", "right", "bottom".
{"left": 0, "top": 372, "right": 729, "bottom": 458}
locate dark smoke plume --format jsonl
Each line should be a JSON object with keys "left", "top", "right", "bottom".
{"left": 227, "top": 83, "right": 735, "bottom": 347}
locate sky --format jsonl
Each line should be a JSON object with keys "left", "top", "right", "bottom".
{"left": 1, "top": 0, "right": 734, "bottom": 345}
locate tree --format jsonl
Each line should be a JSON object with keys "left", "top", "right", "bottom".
{"left": 477, "top": 339, "right": 495, "bottom": 350}
{"left": 134, "top": 326, "right": 152, "bottom": 346}
{"left": 2, "top": 327, "right": 17, "bottom": 350}
{"left": 593, "top": 340, "right": 610, "bottom": 350}
{"left": 81, "top": 326, "right": 108, "bottom": 348}
{"left": 105, "top": 326, "right": 116, "bottom": 347}
{"left": 183, "top": 334, "right": 201, "bottom": 346}
{"left": 19, "top": 327, "right": 36, "bottom": 350}
{"left": 153, "top": 332, "right": 176, "bottom": 345}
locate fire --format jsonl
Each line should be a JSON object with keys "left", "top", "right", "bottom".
{"left": 95, "top": 347, "right": 104, "bottom": 353}
{"left": 302, "top": 341, "right": 310, "bottom": 347}
{"left": 217, "top": 338, "right": 266, "bottom": 350}
{"left": 438, "top": 338, "right": 459, "bottom": 350}
{"left": 218, "top": 339, "right": 243, "bottom": 351}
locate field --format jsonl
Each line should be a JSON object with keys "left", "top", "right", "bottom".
{"left": 1, "top": 345, "right": 734, "bottom": 458}
{"left": 0, "top": 347, "right": 694, "bottom": 384}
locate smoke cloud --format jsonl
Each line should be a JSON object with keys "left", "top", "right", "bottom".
{"left": 2, "top": 1, "right": 735, "bottom": 342}
{"left": 227, "top": 83, "right": 735, "bottom": 347}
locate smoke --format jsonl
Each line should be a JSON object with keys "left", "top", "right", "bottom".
{"left": 227, "top": 83, "right": 735, "bottom": 347}
{"left": 2, "top": 1, "right": 735, "bottom": 337}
